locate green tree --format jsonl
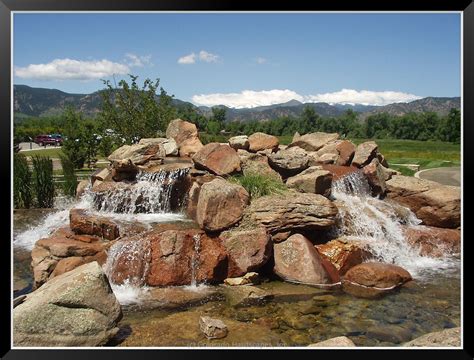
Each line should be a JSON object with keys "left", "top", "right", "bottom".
{"left": 59, "top": 154, "right": 77, "bottom": 197}
{"left": 62, "top": 107, "right": 87, "bottom": 169}
{"left": 211, "top": 107, "right": 226, "bottom": 124}
{"left": 31, "top": 155, "right": 55, "bottom": 208}
{"left": 81, "top": 121, "right": 100, "bottom": 168}
{"left": 98, "top": 75, "right": 176, "bottom": 144}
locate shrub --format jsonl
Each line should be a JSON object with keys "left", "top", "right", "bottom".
{"left": 230, "top": 173, "right": 286, "bottom": 200}
{"left": 31, "top": 155, "right": 55, "bottom": 208}
{"left": 13, "top": 153, "right": 33, "bottom": 208}
{"left": 60, "top": 154, "right": 77, "bottom": 197}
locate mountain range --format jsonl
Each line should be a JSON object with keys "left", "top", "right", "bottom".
{"left": 14, "top": 84, "right": 461, "bottom": 121}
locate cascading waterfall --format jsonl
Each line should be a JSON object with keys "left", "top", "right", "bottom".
{"left": 93, "top": 168, "right": 190, "bottom": 214}
{"left": 331, "top": 171, "right": 457, "bottom": 277}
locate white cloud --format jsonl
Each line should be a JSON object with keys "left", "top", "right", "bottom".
{"left": 178, "top": 53, "right": 196, "bottom": 64}
{"left": 178, "top": 50, "right": 220, "bottom": 64}
{"left": 125, "top": 53, "right": 153, "bottom": 67}
{"left": 199, "top": 50, "right": 220, "bottom": 63}
{"left": 306, "top": 89, "right": 421, "bottom": 106}
{"left": 256, "top": 57, "right": 267, "bottom": 64}
{"left": 191, "top": 88, "right": 422, "bottom": 108}
{"left": 14, "top": 58, "right": 130, "bottom": 80}
{"left": 192, "top": 89, "right": 304, "bottom": 109}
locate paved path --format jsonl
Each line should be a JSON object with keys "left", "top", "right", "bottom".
{"left": 415, "top": 167, "right": 461, "bottom": 187}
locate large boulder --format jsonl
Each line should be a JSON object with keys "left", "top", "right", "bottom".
{"left": 69, "top": 208, "right": 120, "bottom": 240}
{"left": 166, "top": 118, "right": 203, "bottom": 157}
{"left": 76, "top": 179, "right": 90, "bottom": 199}
{"left": 243, "top": 192, "right": 338, "bottom": 234}
{"left": 386, "top": 175, "right": 460, "bottom": 228}
{"left": 220, "top": 226, "right": 272, "bottom": 277}
{"left": 342, "top": 262, "right": 412, "bottom": 299}
{"left": 335, "top": 140, "right": 356, "bottom": 166}
{"left": 268, "top": 147, "right": 310, "bottom": 177}
{"left": 351, "top": 141, "right": 378, "bottom": 168}
{"left": 288, "top": 132, "right": 339, "bottom": 151}
{"left": 192, "top": 143, "right": 241, "bottom": 176}
{"left": 248, "top": 132, "right": 279, "bottom": 152}
{"left": 285, "top": 166, "right": 333, "bottom": 197}
{"left": 139, "top": 138, "right": 179, "bottom": 156}
{"left": 402, "top": 225, "right": 461, "bottom": 257}
{"left": 228, "top": 135, "right": 250, "bottom": 150}
{"left": 110, "top": 159, "right": 139, "bottom": 182}
{"left": 403, "top": 327, "right": 460, "bottom": 347}
{"left": 273, "top": 234, "right": 340, "bottom": 285}
{"left": 196, "top": 178, "right": 250, "bottom": 232}
{"left": 14, "top": 262, "right": 122, "bottom": 346}
{"left": 108, "top": 143, "right": 165, "bottom": 165}
{"left": 315, "top": 238, "right": 372, "bottom": 275}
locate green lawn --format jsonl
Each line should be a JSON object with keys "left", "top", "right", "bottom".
{"left": 20, "top": 147, "right": 64, "bottom": 158}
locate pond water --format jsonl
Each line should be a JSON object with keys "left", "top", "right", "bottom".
{"left": 13, "top": 208, "right": 461, "bottom": 347}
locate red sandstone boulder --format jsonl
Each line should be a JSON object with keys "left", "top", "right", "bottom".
{"left": 362, "top": 158, "right": 387, "bottom": 195}
{"left": 69, "top": 208, "right": 120, "bottom": 240}
{"left": 315, "top": 238, "right": 373, "bottom": 275}
{"left": 220, "top": 226, "right": 272, "bottom": 277}
{"left": 248, "top": 132, "right": 279, "bottom": 152}
{"left": 273, "top": 234, "right": 340, "bottom": 285}
{"left": 192, "top": 143, "right": 241, "bottom": 176}
{"left": 196, "top": 178, "right": 250, "bottom": 232}
{"left": 342, "top": 262, "right": 412, "bottom": 298}
{"left": 285, "top": 166, "right": 333, "bottom": 197}
{"left": 402, "top": 225, "right": 461, "bottom": 257}
{"left": 335, "top": 140, "right": 356, "bottom": 166}
{"left": 320, "top": 164, "right": 359, "bottom": 181}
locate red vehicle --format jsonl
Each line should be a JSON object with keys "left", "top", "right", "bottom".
{"left": 34, "top": 134, "right": 63, "bottom": 146}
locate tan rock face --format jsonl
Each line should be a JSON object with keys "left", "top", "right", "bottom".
{"left": 351, "top": 141, "right": 378, "bottom": 168}
{"left": 342, "top": 262, "right": 412, "bottom": 298}
{"left": 14, "top": 262, "right": 122, "bottom": 347}
{"left": 196, "top": 178, "right": 249, "bottom": 232}
{"left": 166, "top": 119, "right": 203, "bottom": 157}
{"left": 192, "top": 143, "right": 241, "bottom": 176}
{"left": 308, "top": 336, "right": 356, "bottom": 347}
{"left": 288, "top": 132, "right": 339, "bottom": 151}
{"left": 199, "top": 316, "right": 228, "bottom": 339}
{"left": 403, "top": 327, "right": 460, "bottom": 347}
{"left": 69, "top": 208, "right": 120, "bottom": 240}
{"left": 248, "top": 132, "right": 279, "bottom": 152}
{"left": 402, "top": 225, "right": 460, "bottom": 257}
{"left": 273, "top": 234, "right": 340, "bottom": 285}
{"left": 315, "top": 238, "right": 372, "bottom": 275}
{"left": 362, "top": 158, "right": 387, "bottom": 195}
{"left": 75, "top": 179, "right": 89, "bottom": 199}
{"left": 386, "top": 175, "right": 460, "bottom": 228}
{"left": 228, "top": 135, "right": 250, "bottom": 150}
{"left": 285, "top": 166, "right": 333, "bottom": 197}
{"left": 139, "top": 137, "right": 179, "bottom": 156}
{"left": 220, "top": 226, "right": 272, "bottom": 277}
{"left": 111, "top": 159, "right": 139, "bottom": 181}
{"left": 244, "top": 192, "right": 338, "bottom": 234}
{"left": 240, "top": 153, "right": 282, "bottom": 181}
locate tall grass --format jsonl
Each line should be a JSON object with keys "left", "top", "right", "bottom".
{"left": 31, "top": 155, "right": 55, "bottom": 208}
{"left": 13, "top": 153, "right": 33, "bottom": 208}
{"left": 60, "top": 154, "right": 77, "bottom": 197}
{"left": 230, "top": 173, "right": 287, "bottom": 200}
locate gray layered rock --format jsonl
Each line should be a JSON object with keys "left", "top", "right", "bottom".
{"left": 268, "top": 147, "right": 310, "bottom": 177}
{"left": 199, "top": 316, "right": 228, "bottom": 339}
{"left": 108, "top": 143, "right": 165, "bottom": 165}
{"left": 403, "top": 327, "right": 460, "bottom": 347}
{"left": 14, "top": 262, "right": 122, "bottom": 347}
{"left": 244, "top": 192, "right": 338, "bottom": 234}
{"left": 139, "top": 137, "right": 179, "bottom": 156}
{"left": 308, "top": 336, "right": 356, "bottom": 347}
{"left": 228, "top": 135, "right": 250, "bottom": 150}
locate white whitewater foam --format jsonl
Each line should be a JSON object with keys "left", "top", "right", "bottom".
{"left": 332, "top": 171, "right": 458, "bottom": 278}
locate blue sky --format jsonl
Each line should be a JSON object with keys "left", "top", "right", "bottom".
{"left": 13, "top": 13, "right": 461, "bottom": 108}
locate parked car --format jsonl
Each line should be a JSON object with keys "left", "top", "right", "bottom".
{"left": 34, "top": 134, "right": 63, "bottom": 146}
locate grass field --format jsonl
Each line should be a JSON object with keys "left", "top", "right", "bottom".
{"left": 20, "top": 148, "right": 64, "bottom": 158}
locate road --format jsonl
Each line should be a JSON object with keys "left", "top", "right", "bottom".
{"left": 18, "top": 142, "right": 61, "bottom": 151}
{"left": 415, "top": 167, "right": 461, "bottom": 187}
